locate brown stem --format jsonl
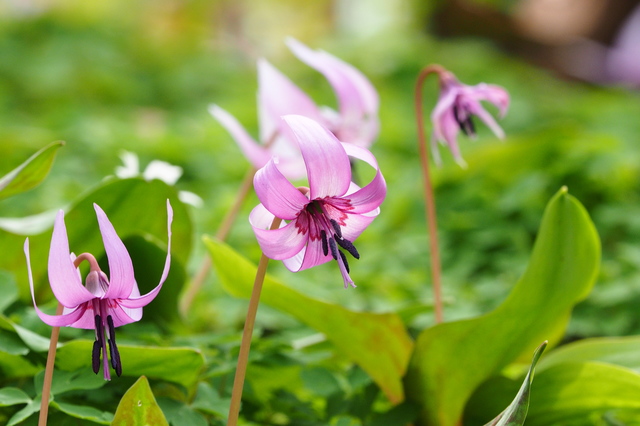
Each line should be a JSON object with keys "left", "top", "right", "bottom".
{"left": 416, "top": 64, "right": 447, "bottom": 324}
{"left": 38, "top": 302, "right": 64, "bottom": 426}
{"left": 226, "top": 217, "right": 282, "bottom": 426}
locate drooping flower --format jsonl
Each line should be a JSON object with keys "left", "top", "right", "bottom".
{"left": 431, "top": 69, "right": 509, "bottom": 167}
{"left": 209, "top": 38, "right": 379, "bottom": 179}
{"left": 249, "top": 115, "right": 385, "bottom": 288}
{"left": 25, "top": 200, "right": 173, "bottom": 380}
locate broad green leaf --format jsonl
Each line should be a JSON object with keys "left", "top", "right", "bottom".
{"left": 469, "top": 362, "right": 640, "bottom": 425}
{"left": 405, "top": 188, "right": 600, "bottom": 426}
{"left": 0, "top": 141, "right": 64, "bottom": 200}
{"left": 537, "top": 336, "right": 640, "bottom": 373}
{"left": 206, "top": 237, "right": 414, "bottom": 404}
{"left": 157, "top": 397, "right": 208, "bottom": 426}
{"left": 56, "top": 341, "right": 205, "bottom": 391}
{"left": 34, "top": 368, "right": 106, "bottom": 396}
{"left": 0, "top": 315, "right": 51, "bottom": 352}
{"left": 7, "top": 395, "right": 41, "bottom": 426}
{"left": 484, "top": 341, "right": 547, "bottom": 426}
{"left": 191, "top": 382, "right": 231, "bottom": 417}
{"left": 51, "top": 401, "right": 113, "bottom": 424}
{"left": 0, "top": 271, "right": 18, "bottom": 313}
{"left": 111, "top": 376, "right": 169, "bottom": 426}
{"left": 0, "top": 351, "right": 40, "bottom": 379}
{"left": 0, "top": 388, "right": 31, "bottom": 406}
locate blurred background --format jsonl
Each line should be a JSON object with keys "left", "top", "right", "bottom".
{"left": 2, "top": 0, "right": 640, "bottom": 339}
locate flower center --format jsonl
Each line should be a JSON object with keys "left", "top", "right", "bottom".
{"left": 453, "top": 102, "right": 476, "bottom": 137}
{"left": 301, "top": 198, "right": 359, "bottom": 288}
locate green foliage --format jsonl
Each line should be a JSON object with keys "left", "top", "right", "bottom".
{"left": 484, "top": 341, "right": 547, "bottom": 426}
{"left": 206, "top": 237, "right": 414, "bottom": 404}
{"left": 112, "top": 376, "right": 168, "bottom": 426}
{"left": 405, "top": 188, "right": 601, "bottom": 425}
{"left": 0, "top": 141, "right": 63, "bottom": 201}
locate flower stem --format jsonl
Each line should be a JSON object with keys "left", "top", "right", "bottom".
{"left": 416, "top": 64, "right": 447, "bottom": 324}
{"left": 227, "top": 217, "right": 282, "bottom": 426}
{"left": 39, "top": 302, "right": 64, "bottom": 426}
{"left": 180, "top": 166, "right": 256, "bottom": 315}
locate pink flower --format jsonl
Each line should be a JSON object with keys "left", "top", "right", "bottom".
{"left": 431, "top": 70, "right": 509, "bottom": 166}
{"left": 249, "top": 115, "right": 385, "bottom": 288}
{"left": 25, "top": 201, "right": 173, "bottom": 380}
{"left": 210, "top": 38, "right": 379, "bottom": 179}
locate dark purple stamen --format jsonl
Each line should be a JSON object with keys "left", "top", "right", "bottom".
{"left": 92, "top": 314, "right": 103, "bottom": 374}
{"left": 328, "top": 237, "right": 339, "bottom": 260}
{"left": 335, "top": 236, "right": 360, "bottom": 259}
{"left": 321, "top": 230, "right": 329, "bottom": 256}
{"left": 107, "top": 315, "right": 122, "bottom": 377}
{"left": 339, "top": 250, "right": 350, "bottom": 273}
{"left": 453, "top": 104, "right": 476, "bottom": 136}
{"left": 330, "top": 219, "right": 342, "bottom": 239}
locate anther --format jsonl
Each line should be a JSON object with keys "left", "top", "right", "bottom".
{"left": 320, "top": 230, "right": 329, "bottom": 256}
{"left": 330, "top": 219, "right": 342, "bottom": 239}
{"left": 106, "top": 316, "right": 122, "bottom": 377}
{"left": 92, "top": 315, "right": 103, "bottom": 374}
{"left": 339, "top": 250, "right": 350, "bottom": 273}
{"left": 328, "top": 237, "right": 339, "bottom": 260}
{"left": 335, "top": 237, "right": 360, "bottom": 259}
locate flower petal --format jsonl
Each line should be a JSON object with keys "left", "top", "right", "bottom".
{"left": 257, "top": 58, "right": 323, "bottom": 143}
{"left": 341, "top": 143, "right": 386, "bottom": 213}
{"left": 286, "top": 37, "right": 379, "bottom": 147}
{"left": 282, "top": 115, "right": 351, "bottom": 199}
{"left": 466, "top": 100, "right": 506, "bottom": 140}
{"left": 118, "top": 200, "right": 173, "bottom": 309}
{"left": 95, "top": 204, "right": 136, "bottom": 300}
{"left": 47, "top": 211, "right": 96, "bottom": 307}
{"left": 107, "top": 304, "right": 142, "bottom": 326}
{"left": 284, "top": 238, "right": 331, "bottom": 272}
{"left": 25, "top": 238, "right": 90, "bottom": 327}
{"left": 468, "top": 83, "right": 510, "bottom": 117}
{"left": 249, "top": 204, "right": 308, "bottom": 260}
{"left": 254, "top": 159, "right": 309, "bottom": 220}
{"left": 209, "top": 104, "right": 272, "bottom": 170}
{"left": 431, "top": 87, "right": 458, "bottom": 144}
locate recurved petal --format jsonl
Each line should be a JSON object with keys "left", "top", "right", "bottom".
{"left": 254, "top": 159, "right": 309, "bottom": 220}
{"left": 95, "top": 204, "right": 136, "bottom": 300}
{"left": 339, "top": 210, "right": 378, "bottom": 242}
{"left": 286, "top": 238, "right": 332, "bottom": 272}
{"left": 286, "top": 38, "right": 379, "bottom": 127}
{"left": 431, "top": 88, "right": 458, "bottom": 143}
{"left": 282, "top": 115, "right": 351, "bottom": 199}
{"left": 469, "top": 83, "right": 510, "bottom": 117}
{"left": 209, "top": 104, "right": 272, "bottom": 170}
{"left": 257, "top": 58, "right": 323, "bottom": 143}
{"left": 25, "top": 238, "right": 90, "bottom": 326}
{"left": 341, "top": 143, "right": 386, "bottom": 213}
{"left": 47, "top": 212, "right": 96, "bottom": 307}
{"left": 468, "top": 100, "right": 506, "bottom": 140}
{"left": 118, "top": 200, "right": 173, "bottom": 309}
{"left": 249, "top": 204, "right": 308, "bottom": 260}
{"left": 107, "top": 304, "right": 143, "bottom": 326}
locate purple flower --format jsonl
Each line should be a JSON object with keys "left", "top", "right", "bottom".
{"left": 25, "top": 201, "right": 173, "bottom": 380}
{"left": 431, "top": 70, "right": 509, "bottom": 167}
{"left": 210, "top": 38, "right": 379, "bottom": 179}
{"left": 249, "top": 115, "right": 385, "bottom": 288}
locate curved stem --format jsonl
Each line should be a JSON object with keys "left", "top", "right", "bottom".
{"left": 39, "top": 302, "right": 64, "bottom": 426}
{"left": 416, "top": 64, "right": 446, "bottom": 324}
{"left": 226, "top": 217, "right": 282, "bottom": 426}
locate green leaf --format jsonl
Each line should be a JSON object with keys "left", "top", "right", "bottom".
{"left": 0, "top": 351, "right": 40, "bottom": 379}
{"left": 470, "top": 362, "right": 640, "bottom": 425}
{"left": 111, "top": 376, "right": 169, "bottom": 426}
{"left": 0, "top": 271, "right": 18, "bottom": 313}
{"left": 484, "top": 341, "right": 547, "bottom": 426}
{"left": 191, "top": 382, "right": 231, "bottom": 417}
{"left": 34, "top": 368, "right": 106, "bottom": 396}
{"left": 56, "top": 341, "right": 205, "bottom": 391}
{"left": 0, "top": 141, "right": 64, "bottom": 200}
{"left": 537, "top": 336, "right": 640, "bottom": 373}
{"left": 205, "top": 237, "right": 414, "bottom": 404}
{"left": 157, "top": 397, "right": 208, "bottom": 426}
{"left": 0, "top": 387, "right": 31, "bottom": 406}
{"left": 51, "top": 401, "right": 113, "bottom": 425}
{"left": 0, "top": 315, "right": 51, "bottom": 352}
{"left": 405, "top": 188, "right": 601, "bottom": 426}
{"left": 7, "top": 395, "right": 41, "bottom": 426}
